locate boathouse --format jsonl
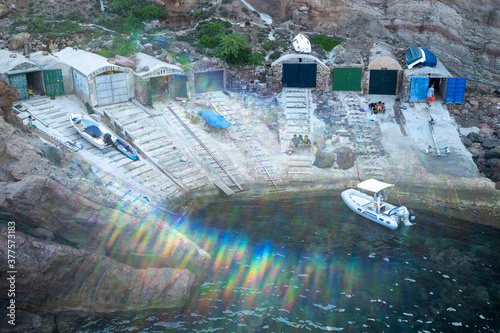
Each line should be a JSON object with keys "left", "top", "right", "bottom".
{"left": 54, "top": 47, "right": 134, "bottom": 107}
{"left": 0, "top": 50, "right": 43, "bottom": 100}
{"left": 366, "top": 56, "right": 403, "bottom": 95}
{"left": 402, "top": 60, "right": 466, "bottom": 104}
{"left": 192, "top": 59, "right": 226, "bottom": 94}
{"left": 133, "top": 53, "right": 185, "bottom": 105}
{"left": 30, "top": 51, "right": 74, "bottom": 96}
{"left": 271, "top": 53, "right": 329, "bottom": 91}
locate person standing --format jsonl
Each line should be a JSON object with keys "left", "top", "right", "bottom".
{"left": 427, "top": 84, "right": 435, "bottom": 107}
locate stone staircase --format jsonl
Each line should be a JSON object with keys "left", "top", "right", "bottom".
{"left": 339, "top": 93, "right": 386, "bottom": 181}
{"left": 278, "top": 88, "right": 315, "bottom": 182}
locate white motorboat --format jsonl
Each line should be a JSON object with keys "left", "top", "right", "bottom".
{"left": 70, "top": 113, "right": 116, "bottom": 150}
{"left": 341, "top": 179, "right": 415, "bottom": 230}
{"left": 292, "top": 33, "right": 311, "bottom": 53}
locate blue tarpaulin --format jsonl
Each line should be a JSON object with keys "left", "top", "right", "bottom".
{"left": 84, "top": 125, "right": 102, "bottom": 137}
{"left": 198, "top": 109, "right": 231, "bottom": 129}
{"left": 421, "top": 48, "right": 437, "bottom": 67}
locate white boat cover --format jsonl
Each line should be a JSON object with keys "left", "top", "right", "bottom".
{"left": 357, "top": 179, "right": 394, "bottom": 193}
{"left": 292, "top": 33, "right": 311, "bottom": 53}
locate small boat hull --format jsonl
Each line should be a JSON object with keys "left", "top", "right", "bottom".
{"left": 70, "top": 114, "right": 115, "bottom": 150}
{"left": 341, "top": 188, "right": 410, "bottom": 230}
{"left": 114, "top": 136, "right": 139, "bottom": 161}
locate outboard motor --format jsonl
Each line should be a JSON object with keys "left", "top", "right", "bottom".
{"left": 103, "top": 133, "right": 114, "bottom": 146}
{"left": 409, "top": 210, "right": 416, "bottom": 222}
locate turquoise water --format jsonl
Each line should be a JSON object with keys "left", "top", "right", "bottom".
{"left": 77, "top": 192, "right": 499, "bottom": 332}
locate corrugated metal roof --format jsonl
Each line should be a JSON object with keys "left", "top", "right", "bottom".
{"left": 30, "top": 51, "right": 70, "bottom": 69}
{"left": 133, "top": 53, "right": 182, "bottom": 78}
{"left": 0, "top": 50, "right": 40, "bottom": 74}
{"left": 54, "top": 47, "right": 127, "bottom": 77}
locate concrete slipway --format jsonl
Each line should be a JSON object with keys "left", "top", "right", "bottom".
{"left": 13, "top": 90, "right": 499, "bottom": 225}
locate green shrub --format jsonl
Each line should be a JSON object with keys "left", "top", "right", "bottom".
{"left": 248, "top": 52, "right": 264, "bottom": 66}
{"left": 199, "top": 34, "right": 214, "bottom": 48}
{"left": 269, "top": 50, "right": 281, "bottom": 60}
{"left": 30, "top": 17, "right": 50, "bottom": 33}
{"left": 215, "top": 32, "right": 251, "bottom": 65}
{"left": 197, "top": 20, "right": 224, "bottom": 38}
{"left": 262, "top": 41, "right": 276, "bottom": 51}
{"left": 191, "top": 115, "right": 201, "bottom": 124}
{"left": 310, "top": 34, "right": 342, "bottom": 52}
{"left": 105, "top": 0, "right": 166, "bottom": 33}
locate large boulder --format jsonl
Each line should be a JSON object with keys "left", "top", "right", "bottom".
{"left": 482, "top": 139, "right": 500, "bottom": 149}
{"left": 313, "top": 146, "right": 357, "bottom": 170}
{"left": 8, "top": 32, "right": 30, "bottom": 50}
{"left": 113, "top": 55, "right": 136, "bottom": 69}
{"left": 0, "top": 226, "right": 196, "bottom": 313}
{"left": 467, "top": 132, "right": 486, "bottom": 143}
{"left": 0, "top": 80, "right": 21, "bottom": 127}
{"left": 313, "top": 149, "right": 336, "bottom": 168}
{"left": 484, "top": 146, "right": 500, "bottom": 159}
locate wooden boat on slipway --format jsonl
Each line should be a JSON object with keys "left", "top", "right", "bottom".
{"left": 70, "top": 113, "right": 116, "bottom": 150}
{"left": 70, "top": 113, "right": 139, "bottom": 161}
{"left": 341, "top": 179, "right": 416, "bottom": 230}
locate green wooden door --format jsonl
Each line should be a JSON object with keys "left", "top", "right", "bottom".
{"left": 43, "top": 69, "right": 65, "bottom": 96}
{"left": 332, "top": 68, "right": 362, "bottom": 91}
{"left": 8, "top": 73, "right": 29, "bottom": 100}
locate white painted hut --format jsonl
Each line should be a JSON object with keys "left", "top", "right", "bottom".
{"left": 54, "top": 47, "right": 134, "bottom": 107}
{"left": 29, "top": 51, "right": 74, "bottom": 95}
{"left": 133, "top": 53, "right": 185, "bottom": 104}
{"left": 0, "top": 50, "right": 43, "bottom": 100}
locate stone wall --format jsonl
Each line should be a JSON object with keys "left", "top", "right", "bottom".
{"left": 271, "top": 54, "right": 331, "bottom": 92}
{"left": 135, "top": 77, "right": 151, "bottom": 106}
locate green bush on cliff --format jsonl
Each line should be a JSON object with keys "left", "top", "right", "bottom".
{"left": 105, "top": 0, "right": 166, "bottom": 33}
{"left": 215, "top": 32, "right": 251, "bottom": 65}
{"left": 310, "top": 34, "right": 342, "bottom": 52}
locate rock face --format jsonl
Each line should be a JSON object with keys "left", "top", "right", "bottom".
{"left": 247, "top": 0, "right": 499, "bottom": 92}
{"left": 7, "top": 32, "right": 30, "bottom": 50}
{"left": 0, "top": 80, "right": 212, "bottom": 321}
{"left": 0, "top": 225, "right": 195, "bottom": 313}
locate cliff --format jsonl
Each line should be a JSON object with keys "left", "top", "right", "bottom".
{"left": 0, "top": 80, "right": 211, "bottom": 327}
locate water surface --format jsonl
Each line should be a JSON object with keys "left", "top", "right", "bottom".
{"left": 77, "top": 192, "right": 500, "bottom": 331}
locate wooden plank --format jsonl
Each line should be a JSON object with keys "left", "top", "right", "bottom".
{"left": 213, "top": 179, "right": 234, "bottom": 195}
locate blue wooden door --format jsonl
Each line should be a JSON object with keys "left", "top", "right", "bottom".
{"left": 445, "top": 78, "right": 466, "bottom": 103}
{"left": 409, "top": 77, "right": 429, "bottom": 102}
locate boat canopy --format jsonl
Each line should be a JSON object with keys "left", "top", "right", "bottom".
{"left": 420, "top": 48, "right": 437, "bottom": 67}
{"left": 292, "top": 33, "right": 311, "bottom": 53}
{"left": 84, "top": 125, "right": 102, "bottom": 138}
{"left": 357, "top": 179, "right": 394, "bottom": 193}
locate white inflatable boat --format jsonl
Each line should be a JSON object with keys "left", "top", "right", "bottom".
{"left": 341, "top": 179, "right": 415, "bottom": 230}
